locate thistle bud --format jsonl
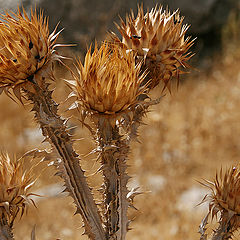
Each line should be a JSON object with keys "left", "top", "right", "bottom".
{"left": 111, "top": 5, "right": 194, "bottom": 90}
{"left": 208, "top": 167, "right": 240, "bottom": 216}
{"left": 72, "top": 43, "right": 147, "bottom": 116}
{"left": 0, "top": 152, "right": 37, "bottom": 226}
{"left": 0, "top": 8, "right": 61, "bottom": 99}
{"left": 201, "top": 166, "right": 240, "bottom": 238}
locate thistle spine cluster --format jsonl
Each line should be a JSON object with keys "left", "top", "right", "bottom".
{"left": 199, "top": 166, "right": 240, "bottom": 240}
{"left": 0, "top": 150, "right": 46, "bottom": 240}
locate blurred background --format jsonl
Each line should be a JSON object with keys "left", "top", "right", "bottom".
{"left": 0, "top": 0, "right": 240, "bottom": 239}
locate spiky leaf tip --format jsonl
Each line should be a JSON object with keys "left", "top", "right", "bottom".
{"left": 111, "top": 4, "right": 195, "bottom": 90}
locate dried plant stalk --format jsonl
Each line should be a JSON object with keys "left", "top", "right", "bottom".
{"left": 25, "top": 77, "right": 105, "bottom": 239}
{"left": 94, "top": 102, "right": 160, "bottom": 239}
{"left": 0, "top": 9, "right": 105, "bottom": 240}
{"left": 96, "top": 118, "right": 130, "bottom": 239}
{"left": 0, "top": 223, "right": 14, "bottom": 240}
{"left": 69, "top": 43, "right": 152, "bottom": 239}
{"left": 211, "top": 213, "right": 235, "bottom": 240}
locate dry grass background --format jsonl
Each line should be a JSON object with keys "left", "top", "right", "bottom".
{"left": 1, "top": 22, "right": 240, "bottom": 240}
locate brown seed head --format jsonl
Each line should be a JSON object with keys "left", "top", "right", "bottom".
{"left": 72, "top": 43, "right": 147, "bottom": 116}
{"left": 111, "top": 5, "right": 194, "bottom": 90}
{"left": 0, "top": 8, "right": 61, "bottom": 98}
{"left": 203, "top": 166, "right": 240, "bottom": 216}
{"left": 200, "top": 166, "right": 240, "bottom": 236}
{"left": 0, "top": 152, "right": 37, "bottom": 226}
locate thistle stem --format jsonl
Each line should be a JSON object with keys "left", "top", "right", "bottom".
{"left": 211, "top": 212, "right": 234, "bottom": 240}
{"left": 97, "top": 118, "right": 130, "bottom": 240}
{"left": 24, "top": 78, "right": 105, "bottom": 240}
{"left": 211, "top": 222, "right": 232, "bottom": 240}
{"left": 0, "top": 217, "right": 14, "bottom": 240}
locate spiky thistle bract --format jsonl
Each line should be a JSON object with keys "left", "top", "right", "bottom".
{"left": 0, "top": 7, "right": 62, "bottom": 101}
{"left": 200, "top": 166, "right": 240, "bottom": 238}
{"left": 111, "top": 5, "right": 195, "bottom": 90}
{"left": 0, "top": 152, "right": 38, "bottom": 227}
{"left": 71, "top": 43, "right": 148, "bottom": 117}
{"left": 205, "top": 166, "right": 240, "bottom": 216}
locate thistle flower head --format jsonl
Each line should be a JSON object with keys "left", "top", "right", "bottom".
{"left": 200, "top": 166, "right": 240, "bottom": 238}
{"left": 111, "top": 5, "right": 194, "bottom": 90}
{"left": 0, "top": 152, "right": 37, "bottom": 226}
{"left": 71, "top": 43, "right": 147, "bottom": 116}
{"left": 0, "top": 8, "right": 61, "bottom": 99}
{"left": 206, "top": 167, "right": 240, "bottom": 216}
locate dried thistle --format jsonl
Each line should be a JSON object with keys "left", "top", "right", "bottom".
{"left": 200, "top": 166, "right": 240, "bottom": 240}
{"left": 0, "top": 150, "right": 43, "bottom": 240}
{"left": 0, "top": 7, "right": 61, "bottom": 100}
{"left": 111, "top": 5, "right": 195, "bottom": 90}
{"left": 0, "top": 8, "right": 105, "bottom": 240}
{"left": 72, "top": 42, "right": 147, "bottom": 117}
{"left": 69, "top": 42, "right": 159, "bottom": 239}
{"left": 0, "top": 152, "right": 36, "bottom": 226}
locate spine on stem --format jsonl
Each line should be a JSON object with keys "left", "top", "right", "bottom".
{"left": 25, "top": 77, "right": 105, "bottom": 240}
{"left": 97, "top": 119, "right": 130, "bottom": 239}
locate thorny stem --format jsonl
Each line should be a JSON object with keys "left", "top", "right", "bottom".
{"left": 211, "top": 212, "right": 235, "bottom": 240}
{"left": 0, "top": 217, "right": 14, "bottom": 240}
{"left": 211, "top": 222, "right": 232, "bottom": 240}
{"left": 24, "top": 77, "right": 105, "bottom": 240}
{"left": 97, "top": 118, "right": 130, "bottom": 240}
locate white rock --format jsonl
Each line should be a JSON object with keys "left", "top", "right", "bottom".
{"left": 177, "top": 186, "right": 209, "bottom": 213}
{"left": 147, "top": 175, "right": 166, "bottom": 194}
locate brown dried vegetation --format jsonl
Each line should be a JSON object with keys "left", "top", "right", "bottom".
{"left": 111, "top": 5, "right": 195, "bottom": 90}
{"left": 71, "top": 43, "right": 147, "bottom": 115}
{"left": 1, "top": 3, "right": 240, "bottom": 240}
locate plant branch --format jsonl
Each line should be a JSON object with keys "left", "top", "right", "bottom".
{"left": 0, "top": 217, "right": 14, "bottom": 240}
{"left": 97, "top": 118, "right": 130, "bottom": 240}
{"left": 211, "top": 211, "right": 237, "bottom": 240}
{"left": 24, "top": 76, "right": 105, "bottom": 240}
